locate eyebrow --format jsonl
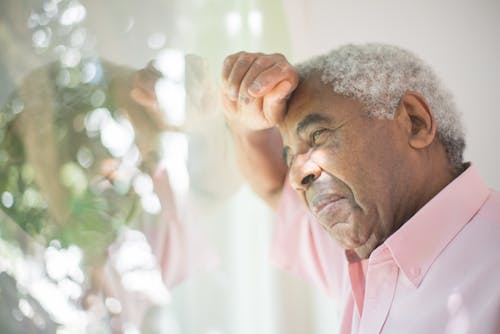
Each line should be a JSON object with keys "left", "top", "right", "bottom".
{"left": 296, "top": 113, "right": 332, "bottom": 136}
{"left": 282, "top": 113, "right": 333, "bottom": 165}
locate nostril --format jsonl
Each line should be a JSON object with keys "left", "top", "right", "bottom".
{"left": 301, "top": 174, "right": 315, "bottom": 185}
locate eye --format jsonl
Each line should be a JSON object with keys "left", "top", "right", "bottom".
{"left": 311, "top": 128, "right": 327, "bottom": 146}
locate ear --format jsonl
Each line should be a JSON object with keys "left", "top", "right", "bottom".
{"left": 396, "top": 92, "right": 436, "bottom": 149}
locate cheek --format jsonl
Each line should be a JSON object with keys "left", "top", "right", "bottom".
{"left": 324, "top": 207, "right": 376, "bottom": 248}
{"left": 311, "top": 144, "right": 366, "bottom": 198}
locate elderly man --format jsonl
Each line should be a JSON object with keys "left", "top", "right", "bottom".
{"left": 221, "top": 44, "right": 500, "bottom": 333}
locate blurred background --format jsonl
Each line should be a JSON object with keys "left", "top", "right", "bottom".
{"left": 0, "top": 0, "right": 498, "bottom": 333}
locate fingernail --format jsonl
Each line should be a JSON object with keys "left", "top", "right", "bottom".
{"left": 229, "top": 89, "right": 238, "bottom": 101}
{"left": 239, "top": 95, "right": 250, "bottom": 104}
{"left": 249, "top": 81, "right": 262, "bottom": 94}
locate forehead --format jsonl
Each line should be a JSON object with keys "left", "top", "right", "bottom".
{"left": 279, "top": 74, "right": 365, "bottom": 137}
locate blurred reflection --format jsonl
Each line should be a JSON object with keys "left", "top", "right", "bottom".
{"left": 1, "top": 0, "right": 292, "bottom": 332}
{"left": 1, "top": 57, "right": 171, "bottom": 257}
{"left": 0, "top": 1, "right": 219, "bottom": 333}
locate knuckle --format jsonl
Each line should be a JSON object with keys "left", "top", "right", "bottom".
{"left": 224, "top": 55, "right": 236, "bottom": 66}
{"left": 275, "top": 60, "right": 290, "bottom": 72}
{"left": 270, "top": 53, "right": 286, "bottom": 60}
{"left": 253, "top": 58, "right": 267, "bottom": 68}
{"left": 237, "top": 53, "right": 256, "bottom": 64}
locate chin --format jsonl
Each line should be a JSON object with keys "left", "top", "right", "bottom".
{"left": 327, "top": 224, "right": 372, "bottom": 251}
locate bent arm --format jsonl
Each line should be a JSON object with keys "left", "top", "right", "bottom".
{"left": 221, "top": 52, "right": 298, "bottom": 209}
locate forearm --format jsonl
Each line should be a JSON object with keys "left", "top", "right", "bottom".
{"left": 229, "top": 124, "right": 287, "bottom": 209}
{"left": 221, "top": 51, "right": 298, "bottom": 208}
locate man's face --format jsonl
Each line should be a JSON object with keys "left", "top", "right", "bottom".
{"left": 279, "top": 75, "right": 415, "bottom": 258}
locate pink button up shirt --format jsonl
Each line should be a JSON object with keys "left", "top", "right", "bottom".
{"left": 271, "top": 165, "right": 500, "bottom": 333}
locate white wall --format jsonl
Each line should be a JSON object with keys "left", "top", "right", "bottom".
{"left": 283, "top": 0, "right": 500, "bottom": 190}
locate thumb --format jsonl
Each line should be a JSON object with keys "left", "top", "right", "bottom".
{"left": 263, "top": 80, "right": 293, "bottom": 124}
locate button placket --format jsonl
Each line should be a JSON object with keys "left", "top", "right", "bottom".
{"left": 359, "top": 260, "right": 399, "bottom": 334}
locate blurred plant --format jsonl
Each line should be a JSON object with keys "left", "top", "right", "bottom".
{"left": 0, "top": 57, "right": 168, "bottom": 265}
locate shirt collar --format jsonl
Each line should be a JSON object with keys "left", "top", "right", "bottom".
{"left": 383, "top": 164, "right": 491, "bottom": 287}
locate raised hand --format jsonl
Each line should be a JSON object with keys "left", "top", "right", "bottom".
{"left": 221, "top": 52, "right": 299, "bottom": 132}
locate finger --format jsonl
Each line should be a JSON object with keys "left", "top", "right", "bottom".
{"left": 220, "top": 89, "right": 237, "bottom": 118}
{"left": 133, "top": 68, "right": 162, "bottom": 92}
{"left": 262, "top": 80, "right": 293, "bottom": 124}
{"left": 221, "top": 52, "right": 242, "bottom": 83}
{"left": 130, "top": 87, "right": 158, "bottom": 109}
{"left": 248, "top": 60, "right": 298, "bottom": 98}
{"left": 221, "top": 52, "right": 243, "bottom": 101}
{"left": 239, "top": 55, "right": 275, "bottom": 104}
{"left": 226, "top": 53, "right": 259, "bottom": 101}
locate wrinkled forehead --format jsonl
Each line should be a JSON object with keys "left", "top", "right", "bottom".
{"left": 278, "top": 74, "right": 325, "bottom": 136}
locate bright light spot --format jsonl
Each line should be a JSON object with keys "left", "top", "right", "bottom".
{"left": 160, "top": 133, "right": 189, "bottom": 196}
{"left": 447, "top": 292, "right": 463, "bottom": 314}
{"left": 76, "top": 146, "right": 94, "bottom": 168}
{"left": 81, "top": 63, "right": 96, "bottom": 83}
{"left": 45, "top": 247, "right": 69, "bottom": 281}
{"left": 141, "top": 193, "right": 161, "bottom": 215}
{"left": 66, "top": 246, "right": 84, "bottom": 284}
{"left": 155, "top": 80, "right": 185, "bottom": 127}
{"left": 82, "top": 61, "right": 103, "bottom": 84}
{"left": 28, "top": 13, "right": 41, "bottom": 29}
{"left": 22, "top": 188, "right": 44, "bottom": 208}
{"left": 121, "top": 270, "right": 170, "bottom": 304}
{"left": 105, "top": 297, "right": 122, "bottom": 314}
{"left": 38, "top": 14, "right": 51, "bottom": 26}
{"left": 60, "top": 48, "right": 81, "bottom": 67}
{"left": 32, "top": 29, "right": 51, "bottom": 48}
{"left": 133, "top": 173, "right": 154, "bottom": 196}
{"left": 43, "top": 0, "right": 59, "bottom": 18}
{"left": 100, "top": 116, "right": 135, "bottom": 157}
{"left": 248, "top": 10, "right": 263, "bottom": 36}
{"left": 225, "top": 11, "right": 242, "bottom": 36}
{"left": 70, "top": 28, "right": 86, "bottom": 47}
{"left": 123, "top": 325, "right": 141, "bottom": 334}
{"left": 154, "top": 49, "right": 185, "bottom": 82}
{"left": 109, "top": 230, "right": 171, "bottom": 303}
{"left": 18, "top": 299, "right": 35, "bottom": 319}
{"left": 148, "top": 33, "right": 166, "bottom": 50}
{"left": 85, "top": 108, "right": 111, "bottom": 133}
{"left": 53, "top": 44, "right": 66, "bottom": 57}
{"left": 60, "top": 162, "right": 88, "bottom": 195}
{"left": 59, "top": 2, "right": 87, "bottom": 26}
{"left": 30, "top": 279, "right": 80, "bottom": 324}
{"left": 113, "top": 231, "right": 155, "bottom": 273}
{"left": 45, "top": 246, "right": 84, "bottom": 283}
{"left": 58, "top": 278, "right": 82, "bottom": 299}
{"left": 11, "top": 98, "right": 24, "bottom": 115}
{"left": 122, "top": 146, "right": 141, "bottom": 168}
{"left": 1, "top": 192, "right": 14, "bottom": 208}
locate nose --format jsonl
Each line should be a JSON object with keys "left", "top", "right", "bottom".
{"left": 289, "top": 153, "right": 321, "bottom": 191}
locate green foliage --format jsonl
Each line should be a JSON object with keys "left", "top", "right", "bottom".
{"left": 0, "top": 59, "right": 147, "bottom": 265}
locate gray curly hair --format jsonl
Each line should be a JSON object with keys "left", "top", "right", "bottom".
{"left": 296, "top": 43, "right": 465, "bottom": 170}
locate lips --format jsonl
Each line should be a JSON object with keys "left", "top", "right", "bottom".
{"left": 310, "top": 193, "right": 343, "bottom": 216}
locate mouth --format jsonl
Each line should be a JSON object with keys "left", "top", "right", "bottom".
{"left": 310, "top": 193, "right": 344, "bottom": 216}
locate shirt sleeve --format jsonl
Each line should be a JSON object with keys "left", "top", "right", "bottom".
{"left": 270, "top": 181, "right": 347, "bottom": 299}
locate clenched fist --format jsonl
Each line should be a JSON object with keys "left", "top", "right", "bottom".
{"left": 221, "top": 52, "right": 299, "bottom": 132}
